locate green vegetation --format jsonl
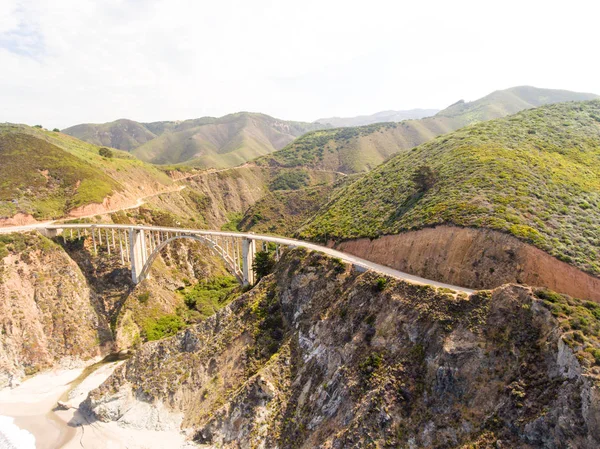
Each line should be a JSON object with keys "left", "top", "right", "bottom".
{"left": 535, "top": 288, "right": 600, "bottom": 368}
{"left": 0, "top": 132, "right": 119, "bottom": 219}
{"left": 375, "top": 277, "right": 388, "bottom": 291}
{"left": 301, "top": 101, "right": 600, "bottom": 275}
{"left": 0, "top": 123, "right": 172, "bottom": 220}
{"left": 258, "top": 86, "right": 599, "bottom": 174}
{"left": 98, "top": 147, "right": 114, "bottom": 158}
{"left": 180, "top": 275, "right": 239, "bottom": 319}
{"left": 411, "top": 165, "right": 438, "bottom": 192}
{"left": 220, "top": 212, "right": 243, "bottom": 231}
{"left": 253, "top": 251, "right": 276, "bottom": 282}
{"left": 143, "top": 314, "right": 186, "bottom": 341}
{"left": 246, "top": 284, "right": 285, "bottom": 374}
{"left": 65, "top": 113, "right": 330, "bottom": 169}
{"left": 257, "top": 122, "right": 396, "bottom": 173}
{"left": 62, "top": 118, "right": 157, "bottom": 151}
{"left": 359, "top": 353, "right": 383, "bottom": 379}
{"left": 269, "top": 170, "right": 309, "bottom": 191}
{"left": 238, "top": 178, "right": 354, "bottom": 236}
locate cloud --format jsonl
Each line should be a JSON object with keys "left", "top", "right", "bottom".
{"left": 0, "top": 4, "right": 44, "bottom": 59}
{"left": 0, "top": 0, "right": 599, "bottom": 129}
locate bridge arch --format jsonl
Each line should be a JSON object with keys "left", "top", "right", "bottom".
{"left": 137, "top": 234, "right": 243, "bottom": 284}
{"left": 36, "top": 223, "right": 472, "bottom": 294}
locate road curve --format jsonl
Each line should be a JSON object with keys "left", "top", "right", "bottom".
{"left": 27, "top": 223, "right": 474, "bottom": 295}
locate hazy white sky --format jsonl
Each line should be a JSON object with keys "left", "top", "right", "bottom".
{"left": 1, "top": 0, "right": 599, "bottom": 129}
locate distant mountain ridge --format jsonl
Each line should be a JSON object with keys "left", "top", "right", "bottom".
{"left": 315, "top": 108, "right": 439, "bottom": 127}
{"left": 64, "top": 112, "right": 329, "bottom": 169}
{"left": 258, "top": 86, "right": 600, "bottom": 173}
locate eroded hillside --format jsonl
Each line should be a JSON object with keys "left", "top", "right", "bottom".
{"left": 83, "top": 248, "right": 600, "bottom": 448}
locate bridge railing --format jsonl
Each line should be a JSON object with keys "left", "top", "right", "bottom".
{"left": 38, "top": 224, "right": 472, "bottom": 293}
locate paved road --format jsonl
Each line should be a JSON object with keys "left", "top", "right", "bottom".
{"left": 35, "top": 224, "right": 475, "bottom": 295}
{"left": 0, "top": 178, "right": 474, "bottom": 295}
{"left": 0, "top": 185, "right": 186, "bottom": 234}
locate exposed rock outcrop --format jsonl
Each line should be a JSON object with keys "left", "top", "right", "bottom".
{"left": 0, "top": 233, "right": 110, "bottom": 387}
{"left": 83, "top": 248, "right": 600, "bottom": 448}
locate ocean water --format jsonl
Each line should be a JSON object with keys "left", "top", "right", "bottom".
{"left": 0, "top": 416, "right": 36, "bottom": 449}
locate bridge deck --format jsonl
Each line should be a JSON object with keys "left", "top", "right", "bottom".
{"left": 30, "top": 224, "right": 475, "bottom": 294}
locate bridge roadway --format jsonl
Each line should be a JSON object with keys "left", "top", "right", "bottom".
{"left": 1, "top": 223, "right": 474, "bottom": 294}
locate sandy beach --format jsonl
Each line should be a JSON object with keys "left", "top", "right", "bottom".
{"left": 0, "top": 363, "right": 196, "bottom": 449}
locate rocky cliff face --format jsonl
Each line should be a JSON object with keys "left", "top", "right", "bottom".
{"left": 83, "top": 249, "right": 600, "bottom": 448}
{"left": 0, "top": 230, "right": 231, "bottom": 388}
{"left": 0, "top": 233, "right": 110, "bottom": 387}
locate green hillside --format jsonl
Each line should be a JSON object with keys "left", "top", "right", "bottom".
{"left": 259, "top": 86, "right": 599, "bottom": 173}
{"left": 132, "top": 112, "right": 328, "bottom": 168}
{"left": 299, "top": 100, "right": 600, "bottom": 275}
{"left": 65, "top": 112, "right": 329, "bottom": 169}
{"left": 0, "top": 124, "right": 172, "bottom": 220}
{"left": 236, "top": 174, "right": 357, "bottom": 235}
{"left": 0, "top": 132, "right": 118, "bottom": 219}
{"left": 62, "top": 119, "right": 157, "bottom": 151}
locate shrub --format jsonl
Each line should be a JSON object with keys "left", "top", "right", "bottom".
{"left": 52, "top": 128, "right": 60, "bottom": 132}
{"left": 182, "top": 275, "right": 238, "bottom": 319}
{"left": 253, "top": 251, "right": 276, "bottom": 282}
{"left": 359, "top": 353, "right": 383, "bottom": 378}
{"left": 375, "top": 277, "right": 388, "bottom": 291}
{"left": 99, "top": 147, "right": 114, "bottom": 158}
{"left": 0, "top": 243, "right": 8, "bottom": 259}
{"left": 535, "top": 289, "right": 564, "bottom": 303}
{"left": 144, "top": 314, "right": 185, "bottom": 341}
{"left": 411, "top": 165, "right": 438, "bottom": 191}
{"left": 269, "top": 170, "right": 309, "bottom": 191}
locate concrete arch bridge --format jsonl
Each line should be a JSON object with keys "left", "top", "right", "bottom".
{"left": 40, "top": 224, "right": 472, "bottom": 293}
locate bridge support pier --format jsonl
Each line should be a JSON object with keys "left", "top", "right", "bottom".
{"left": 130, "top": 228, "right": 147, "bottom": 284}
{"left": 242, "top": 237, "right": 256, "bottom": 286}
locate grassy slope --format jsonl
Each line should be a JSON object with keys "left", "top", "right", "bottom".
{"left": 0, "top": 133, "right": 118, "bottom": 218}
{"left": 0, "top": 124, "right": 172, "bottom": 219}
{"left": 66, "top": 112, "right": 330, "bottom": 169}
{"left": 132, "top": 112, "right": 329, "bottom": 168}
{"left": 259, "top": 86, "right": 599, "bottom": 173}
{"left": 300, "top": 101, "right": 600, "bottom": 275}
{"left": 238, "top": 185, "right": 336, "bottom": 235}
{"left": 63, "top": 119, "right": 157, "bottom": 151}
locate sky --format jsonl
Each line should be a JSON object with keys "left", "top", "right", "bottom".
{"left": 1, "top": 0, "right": 600, "bottom": 129}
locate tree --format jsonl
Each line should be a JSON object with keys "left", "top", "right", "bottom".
{"left": 252, "top": 250, "right": 276, "bottom": 282}
{"left": 411, "top": 165, "right": 438, "bottom": 192}
{"left": 52, "top": 128, "right": 60, "bottom": 132}
{"left": 99, "top": 147, "right": 114, "bottom": 158}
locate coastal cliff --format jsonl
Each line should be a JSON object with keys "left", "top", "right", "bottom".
{"left": 84, "top": 248, "right": 600, "bottom": 448}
